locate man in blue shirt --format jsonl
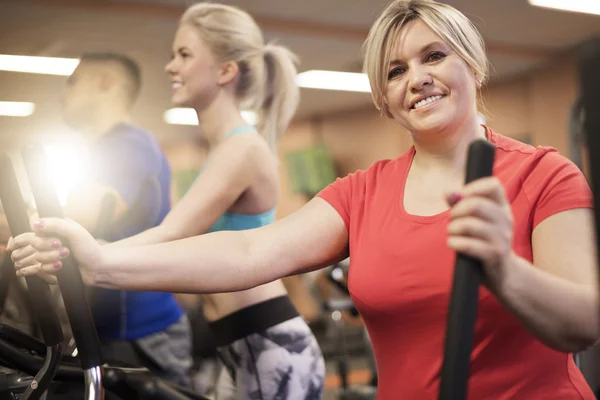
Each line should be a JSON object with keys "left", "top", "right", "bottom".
{"left": 58, "top": 53, "right": 191, "bottom": 386}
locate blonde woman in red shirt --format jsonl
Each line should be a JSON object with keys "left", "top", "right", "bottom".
{"left": 11, "top": 0, "right": 599, "bottom": 398}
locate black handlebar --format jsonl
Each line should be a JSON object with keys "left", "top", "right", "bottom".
{"left": 438, "top": 139, "right": 496, "bottom": 400}
{"left": 0, "top": 146, "right": 211, "bottom": 400}
{"left": 0, "top": 153, "right": 64, "bottom": 347}
{"left": 22, "top": 144, "right": 103, "bottom": 370}
{"left": 0, "top": 250, "right": 16, "bottom": 315}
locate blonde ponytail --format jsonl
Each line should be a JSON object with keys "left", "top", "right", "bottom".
{"left": 258, "top": 44, "right": 300, "bottom": 151}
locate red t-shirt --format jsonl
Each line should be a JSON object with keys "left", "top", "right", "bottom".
{"left": 317, "top": 127, "right": 594, "bottom": 399}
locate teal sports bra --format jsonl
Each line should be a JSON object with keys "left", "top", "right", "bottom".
{"left": 195, "top": 125, "right": 276, "bottom": 233}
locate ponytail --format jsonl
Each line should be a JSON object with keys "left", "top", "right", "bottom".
{"left": 258, "top": 44, "right": 300, "bottom": 151}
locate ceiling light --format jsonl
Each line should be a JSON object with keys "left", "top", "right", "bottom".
{"left": 0, "top": 101, "right": 35, "bottom": 117}
{"left": 296, "top": 70, "right": 371, "bottom": 93}
{"left": 0, "top": 54, "right": 79, "bottom": 76}
{"left": 164, "top": 108, "right": 258, "bottom": 126}
{"left": 528, "top": 0, "right": 600, "bottom": 16}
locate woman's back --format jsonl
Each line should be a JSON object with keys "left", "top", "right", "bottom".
{"left": 197, "top": 126, "right": 288, "bottom": 321}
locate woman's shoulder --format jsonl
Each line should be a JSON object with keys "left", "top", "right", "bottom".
{"left": 486, "top": 126, "right": 575, "bottom": 172}
{"left": 486, "top": 127, "right": 587, "bottom": 206}
{"left": 321, "top": 148, "right": 413, "bottom": 200}
{"left": 214, "top": 129, "right": 273, "bottom": 164}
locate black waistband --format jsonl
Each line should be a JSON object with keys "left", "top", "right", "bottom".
{"left": 208, "top": 296, "right": 299, "bottom": 347}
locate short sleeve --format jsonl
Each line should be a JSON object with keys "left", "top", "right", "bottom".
{"left": 317, "top": 160, "right": 393, "bottom": 232}
{"left": 317, "top": 174, "right": 355, "bottom": 231}
{"left": 525, "top": 150, "right": 593, "bottom": 229}
{"left": 92, "top": 132, "right": 159, "bottom": 206}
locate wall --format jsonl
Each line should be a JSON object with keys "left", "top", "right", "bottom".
{"left": 530, "top": 59, "right": 579, "bottom": 155}
{"left": 483, "top": 58, "right": 579, "bottom": 156}
{"left": 275, "top": 121, "right": 320, "bottom": 218}
{"left": 481, "top": 78, "right": 531, "bottom": 140}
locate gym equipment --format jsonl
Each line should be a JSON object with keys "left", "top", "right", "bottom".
{"left": 569, "top": 96, "right": 585, "bottom": 171}
{"left": 438, "top": 140, "right": 496, "bottom": 400}
{"left": 0, "top": 249, "right": 14, "bottom": 315}
{"left": 579, "top": 38, "right": 600, "bottom": 275}
{"left": 0, "top": 147, "right": 208, "bottom": 400}
{"left": 0, "top": 152, "right": 65, "bottom": 400}
{"left": 578, "top": 36, "right": 600, "bottom": 400}
{"left": 322, "top": 264, "right": 377, "bottom": 400}
{"left": 569, "top": 95, "right": 585, "bottom": 371}
{"left": 326, "top": 264, "right": 359, "bottom": 317}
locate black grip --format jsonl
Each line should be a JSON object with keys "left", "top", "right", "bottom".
{"left": 0, "top": 153, "right": 64, "bottom": 347}
{"left": 438, "top": 139, "right": 495, "bottom": 400}
{"left": 0, "top": 252, "right": 16, "bottom": 314}
{"left": 0, "top": 337, "right": 84, "bottom": 383}
{"left": 0, "top": 324, "right": 47, "bottom": 355}
{"left": 21, "top": 144, "right": 103, "bottom": 369}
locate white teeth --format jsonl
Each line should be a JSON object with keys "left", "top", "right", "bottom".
{"left": 413, "top": 95, "right": 443, "bottom": 109}
{"left": 172, "top": 83, "right": 182, "bottom": 89}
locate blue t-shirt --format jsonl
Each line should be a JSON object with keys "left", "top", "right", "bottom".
{"left": 87, "top": 123, "right": 183, "bottom": 340}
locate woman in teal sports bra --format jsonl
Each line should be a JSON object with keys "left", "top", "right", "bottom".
{"left": 114, "top": 5, "right": 325, "bottom": 399}
{"left": 12, "top": 3, "right": 325, "bottom": 399}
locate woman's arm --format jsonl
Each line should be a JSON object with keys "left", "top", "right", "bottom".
{"left": 107, "top": 134, "right": 267, "bottom": 248}
{"left": 492, "top": 208, "right": 599, "bottom": 353}
{"left": 18, "top": 198, "right": 349, "bottom": 294}
{"left": 448, "top": 177, "right": 600, "bottom": 353}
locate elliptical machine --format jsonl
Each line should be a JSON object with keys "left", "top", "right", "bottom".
{"left": 0, "top": 145, "right": 209, "bottom": 400}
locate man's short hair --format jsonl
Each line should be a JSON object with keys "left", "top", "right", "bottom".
{"left": 79, "top": 52, "right": 142, "bottom": 105}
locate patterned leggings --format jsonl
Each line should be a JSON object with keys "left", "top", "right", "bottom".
{"left": 210, "top": 297, "right": 325, "bottom": 400}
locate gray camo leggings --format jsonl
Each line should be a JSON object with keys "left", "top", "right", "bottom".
{"left": 215, "top": 316, "right": 325, "bottom": 400}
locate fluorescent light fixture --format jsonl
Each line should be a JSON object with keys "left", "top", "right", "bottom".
{"left": 0, "top": 54, "right": 79, "bottom": 76}
{"left": 528, "top": 0, "right": 600, "bottom": 16}
{"left": 0, "top": 101, "right": 35, "bottom": 117}
{"left": 164, "top": 108, "right": 258, "bottom": 126}
{"left": 296, "top": 70, "right": 371, "bottom": 93}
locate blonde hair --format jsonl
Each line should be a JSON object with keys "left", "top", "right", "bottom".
{"left": 363, "top": 0, "right": 488, "bottom": 117}
{"left": 181, "top": 3, "right": 300, "bottom": 150}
